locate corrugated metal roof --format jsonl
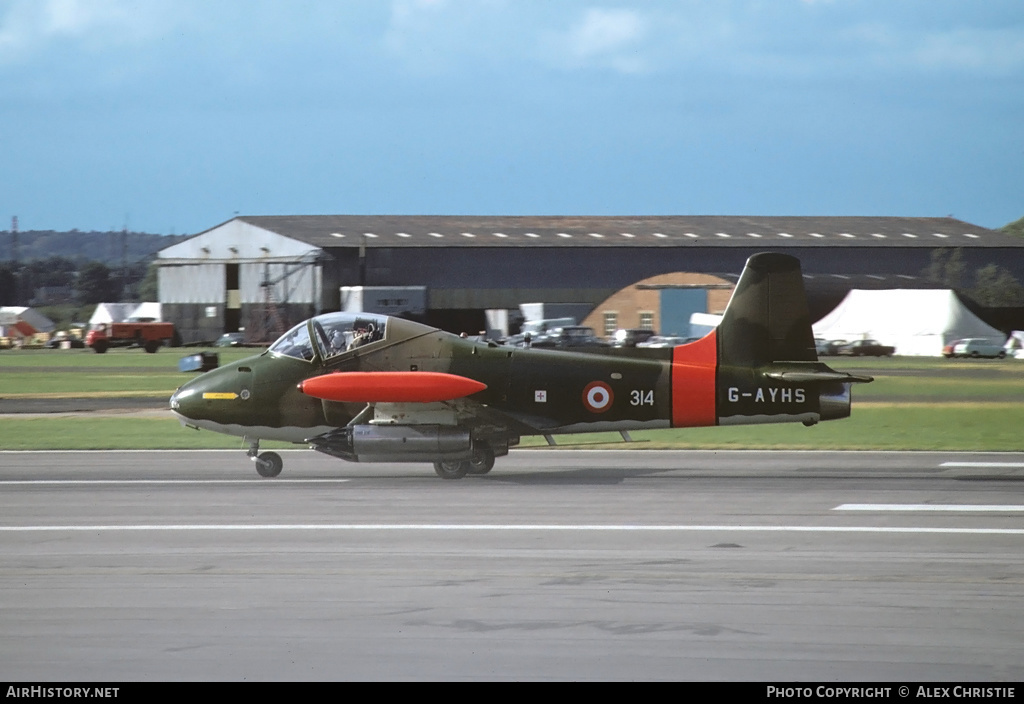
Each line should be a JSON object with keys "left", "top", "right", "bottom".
{"left": 227, "top": 215, "right": 1021, "bottom": 248}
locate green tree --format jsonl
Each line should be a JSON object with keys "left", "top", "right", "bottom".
{"left": 26, "top": 257, "right": 78, "bottom": 288}
{"left": 972, "top": 264, "right": 1024, "bottom": 306}
{"left": 77, "top": 262, "right": 118, "bottom": 303}
{"left": 1001, "top": 216, "right": 1024, "bottom": 239}
{"left": 0, "top": 263, "right": 16, "bottom": 305}
{"left": 137, "top": 262, "right": 159, "bottom": 301}
{"left": 924, "top": 248, "right": 965, "bottom": 289}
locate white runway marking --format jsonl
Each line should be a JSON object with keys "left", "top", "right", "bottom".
{"left": 1, "top": 524, "right": 1023, "bottom": 535}
{"left": 0, "top": 479, "right": 349, "bottom": 486}
{"left": 835, "top": 504, "right": 1024, "bottom": 512}
{"left": 940, "top": 462, "right": 1024, "bottom": 468}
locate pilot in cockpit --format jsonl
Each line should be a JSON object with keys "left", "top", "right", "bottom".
{"left": 329, "top": 328, "right": 347, "bottom": 354}
{"left": 348, "top": 321, "right": 376, "bottom": 350}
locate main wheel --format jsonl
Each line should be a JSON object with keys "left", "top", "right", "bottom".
{"left": 467, "top": 444, "right": 495, "bottom": 475}
{"left": 255, "top": 451, "right": 283, "bottom": 478}
{"left": 433, "top": 460, "right": 469, "bottom": 480}
{"left": 144, "top": 340, "right": 160, "bottom": 353}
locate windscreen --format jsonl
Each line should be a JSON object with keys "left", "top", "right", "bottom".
{"left": 268, "top": 321, "right": 315, "bottom": 361}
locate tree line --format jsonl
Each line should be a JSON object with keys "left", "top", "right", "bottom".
{"left": 0, "top": 258, "right": 158, "bottom": 306}
{"left": 0, "top": 229, "right": 186, "bottom": 264}
{"left": 924, "top": 248, "right": 1024, "bottom": 307}
{"left": 0, "top": 229, "right": 181, "bottom": 307}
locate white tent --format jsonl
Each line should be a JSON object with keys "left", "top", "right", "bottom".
{"left": 89, "top": 302, "right": 163, "bottom": 325}
{"left": 89, "top": 303, "right": 135, "bottom": 325}
{"left": 1006, "top": 331, "right": 1024, "bottom": 359}
{"left": 0, "top": 306, "right": 56, "bottom": 337}
{"left": 129, "top": 302, "right": 162, "bottom": 321}
{"left": 813, "top": 289, "right": 1005, "bottom": 357}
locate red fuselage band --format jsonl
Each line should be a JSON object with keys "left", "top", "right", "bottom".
{"left": 670, "top": 331, "right": 718, "bottom": 427}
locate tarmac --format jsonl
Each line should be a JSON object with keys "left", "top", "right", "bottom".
{"left": 0, "top": 396, "right": 168, "bottom": 416}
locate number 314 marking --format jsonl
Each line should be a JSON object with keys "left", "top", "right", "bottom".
{"left": 630, "top": 390, "right": 654, "bottom": 406}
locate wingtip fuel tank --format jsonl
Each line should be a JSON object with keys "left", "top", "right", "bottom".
{"left": 299, "top": 371, "right": 488, "bottom": 403}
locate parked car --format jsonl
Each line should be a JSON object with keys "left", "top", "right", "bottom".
{"left": 949, "top": 338, "right": 1007, "bottom": 359}
{"left": 835, "top": 339, "right": 895, "bottom": 357}
{"left": 530, "top": 326, "right": 609, "bottom": 350}
{"left": 941, "top": 339, "right": 963, "bottom": 358}
{"left": 816, "top": 339, "right": 847, "bottom": 356}
{"left": 636, "top": 335, "right": 696, "bottom": 348}
{"left": 214, "top": 332, "right": 246, "bottom": 347}
{"left": 44, "top": 332, "right": 85, "bottom": 349}
{"left": 612, "top": 328, "right": 658, "bottom": 347}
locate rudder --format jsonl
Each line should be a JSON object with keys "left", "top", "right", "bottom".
{"left": 716, "top": 252, "right": 817, "bottom": 367}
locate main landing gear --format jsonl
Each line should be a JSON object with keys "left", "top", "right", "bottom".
{"left": 433, "top": 443, "right": 495, "bottom": 480}
{"left": 244, "top": 437, "right": 496, "bottom": 480}
{"left": 247, "top": 438, "right": 282, "bottom": 478}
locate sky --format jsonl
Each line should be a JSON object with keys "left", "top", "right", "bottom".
{"left": 1, "top": 0, "right": 1023, "bottom": 235}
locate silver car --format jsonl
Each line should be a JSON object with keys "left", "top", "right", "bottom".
{"left": 951, "top": 338, "right": 1007, "bottom": 359}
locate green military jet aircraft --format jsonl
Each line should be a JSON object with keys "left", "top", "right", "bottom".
{"left": 170, "top": 253, "right": 872, "bottom": 479}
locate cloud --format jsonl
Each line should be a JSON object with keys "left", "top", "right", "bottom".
{"left": 381, "top": 3, "right": 653, "bottom": 76}
{"left": 551, "top": 7, "right": 650, "bottom": 73}
{"left": 909, "top": 27, "right": 1024, "bottom": 74}
{"left": 0, "top": 0, "right": 181, "bottom": 64}
{"left": 382, "top": 0, "right": 523, "bottom": 75}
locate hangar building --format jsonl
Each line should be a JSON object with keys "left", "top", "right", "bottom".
{"left": 156, "top": 215, "right": 1024, "bottom": 343}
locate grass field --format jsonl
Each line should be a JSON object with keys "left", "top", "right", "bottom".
{"left": 1, "top": 348, "right": 1022, "bottom": 451}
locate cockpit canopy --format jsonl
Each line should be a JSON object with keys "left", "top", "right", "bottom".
{"left": 268, "top": 312, "right": 389, "bottom": 361}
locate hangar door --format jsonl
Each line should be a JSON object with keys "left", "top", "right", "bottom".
{"left": 225, "top": 263, "right": 241, "bottom": 333}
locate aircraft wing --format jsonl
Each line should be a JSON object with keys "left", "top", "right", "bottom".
{"left": 299, "top": 369, "right": 562, "bottom": 434}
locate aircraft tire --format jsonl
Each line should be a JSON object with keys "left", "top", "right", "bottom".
{"left": 433, "top": 460, "right": 469, "bottom": 480}
{"left": 467, "top": 444, "right": 495, "bottom": 475}
{"left": 256, "top": 451, "right": 283, "bottom": 478}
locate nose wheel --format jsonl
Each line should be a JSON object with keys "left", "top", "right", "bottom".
{"left": 246, "top": 438, "right": 283, "bottom": 478}
{"left": 254, "top": 451, "right": 283, "bottom": 478}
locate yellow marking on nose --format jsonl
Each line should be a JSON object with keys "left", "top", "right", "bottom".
{"left": 202, "top": 392, "right": 239, "bottom": 400}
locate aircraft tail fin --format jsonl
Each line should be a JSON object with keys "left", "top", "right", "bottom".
{"left": 669, "top": 253, "right": 872, "bottom": 429}
{"left": 716, "top": 252, "right": 817, "bottom": 367}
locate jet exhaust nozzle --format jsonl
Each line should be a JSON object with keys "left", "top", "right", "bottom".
{"left": 818, "top": 382, "right": 853, "bottom": 421}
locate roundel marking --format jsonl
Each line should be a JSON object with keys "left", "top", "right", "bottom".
{"left": 582, "top": 381, "right": 614, "bottom": 413}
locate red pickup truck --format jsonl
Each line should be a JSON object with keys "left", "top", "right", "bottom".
{"left": 85, "top": 321, "right": 175, "bottom": 353}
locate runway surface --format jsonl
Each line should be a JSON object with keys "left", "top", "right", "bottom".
{"left": 1, "top": 449, "right": 1023, "bottom": 681}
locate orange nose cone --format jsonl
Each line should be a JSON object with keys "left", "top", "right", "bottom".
{"left": 299, "top": 371, "right": 487, "bottom": 403}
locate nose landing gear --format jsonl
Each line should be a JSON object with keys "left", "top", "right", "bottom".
{"left": 246, "top": 438, "right": 283, "bottom": 478}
